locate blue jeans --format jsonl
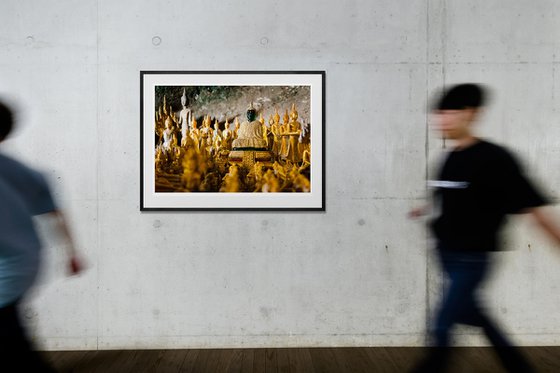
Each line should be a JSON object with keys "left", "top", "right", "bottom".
{"left": 435, "top": 250, "right": 509, "bottom": 346}
{"left": 429, "top": 249, "right": 532, "bottom": 372}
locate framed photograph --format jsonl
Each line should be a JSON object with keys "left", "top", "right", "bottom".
{"left": 140, "top": 71, "right": 325, "bottom": 211}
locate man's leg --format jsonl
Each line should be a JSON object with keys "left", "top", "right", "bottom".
{"left": 411, "top": 251, "right": 487, "bottom": 372}
{"left": 411, "top": 251, "right": 490, "bottom": 372}
{"left": 444, "top": 256, "right": 534, "bottom": 373}
{"left": 461, "top": 306, "right": 534, "bottom": 373}
{"left": 0, "top": 301, "right": 56, "bottom": 372}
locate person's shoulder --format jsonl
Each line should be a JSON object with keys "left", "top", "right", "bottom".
{"left": 477, "top": 139, "right": 522, "bottom": 169}
{"left": 0, "top": 152, "right": 47, "bottom": 184}
{"left": 0, "top": 152, "right": 35, "bottom": 174}
{"left": 476, "top": 139, "right": 514, "bottom": 157}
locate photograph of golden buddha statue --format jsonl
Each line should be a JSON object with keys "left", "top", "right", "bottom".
{"left": 153, "top": 86, "right": 311, "bottom": 193}
{"left": 141, "top": 71, "right": 324, "bottom": 210}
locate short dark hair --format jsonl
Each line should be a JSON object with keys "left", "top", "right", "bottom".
{"left": 433, "top": 83, "right": 487, "bottom": 110}
{"left": 0, "top": 100, "right": 14, "bottom": 141}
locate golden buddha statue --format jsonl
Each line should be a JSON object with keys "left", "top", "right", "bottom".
{"left": 221, "top": 118, "right": 233, "bottom": 151}
{"left": 262, "top": 169, "right": 281, "bottom": 193}
{"left": 212, "top": 119, "right": 222, "bottom": 152}
{"left": 279, "top": 109, "right": 290, "bottom": 158}
{"left": 233, "top": 117, "right": 241, "bottom": 139}
{"left": 246, "top": 161, "right": 264, "bottom": 190}
{"left": 220, "top": 164, "right": 241, "bottom": 192}
{"left": 293, "top": 173, "right": 311, "bottom": 192}
{"left": 283, "top": 109, "right": 289, "bottom": 125}
{"left": 189, "top": 117, "right": 200, "bottom": 151}
{"left": 181, "top": 148, "right": 202, "bottom": 192}
{"left": 198, "top": 128, "right": 210, "bottom": 157}
{"left": 272, "top": 161, "right": 287, "bottom": 180}
{"left": 261, "top": 113, "right": 269, "bottom": 147}
{"left": 162, "top": 117, "right": 176, "bottom": 151}
{"left": 270, "top": 109, "right": 282, "bottom": 156}
{"left": 283, "top": 103, "right": 302, "bottom": 163}
{"left": 267, "top": 114, "right": 275, "bottom": 150}
{"left": 155, "top": 146, "right": 165, "bottom": 173}
{"left": 200, "top": 115, "right": 213, "bottom": 137}
{"left": 299, "top": 143, "right": 311, "bottom": 173}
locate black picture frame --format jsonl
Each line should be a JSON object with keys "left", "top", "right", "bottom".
{"left": 140, "top": 70, "right": 325, "bottom": 211}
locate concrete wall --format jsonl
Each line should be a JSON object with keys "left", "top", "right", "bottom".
{"left": 0, "top": 0, "right": 559, "bottom": 350}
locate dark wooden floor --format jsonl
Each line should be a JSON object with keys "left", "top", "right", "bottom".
{"left": 43, "top": 347, "right": 560, "bottom": 372}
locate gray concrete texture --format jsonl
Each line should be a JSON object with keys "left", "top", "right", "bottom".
{"left": 0, "top": 0, "right": 559, "bottom": 349}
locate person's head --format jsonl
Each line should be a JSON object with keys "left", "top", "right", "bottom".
{"left": 0, "top": 100, "right": 15, "bottom": 142}
{"left": 431, "top": 83, "right": 488, "bottom": 140}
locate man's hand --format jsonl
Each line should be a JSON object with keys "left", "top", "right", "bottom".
{"left": 408, "top": 206, "right": 428, "bottom": 219}
{"left": 68, "top": 255, "right": 84, "bottom": 276}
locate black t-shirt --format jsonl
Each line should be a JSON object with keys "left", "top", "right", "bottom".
{"left": 430, "top": 140, "right": 547, "bottom": 252}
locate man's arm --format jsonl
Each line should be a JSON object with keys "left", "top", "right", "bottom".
{"left": 527, "top": 206, "right": 560, "bottom": 245}
{"left": 50, "top": 209, "right": 84, "bottom": 275}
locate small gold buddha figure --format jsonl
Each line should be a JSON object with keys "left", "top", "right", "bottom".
{"left": 155, "top": 104, "right": 167, "bottom": 142}
{"left": 212, "top": 119, "right": 222, "bottom": 140}
{"left": 198, "top": 129, "right": 210, "bottom": 157}
{"left": 155, "top": 146, "right": 164, "bottom": 172}
{"left": 262, "top": 169, "right": 281, "bottom": 193}
{"left": 189, "top": 117, "right": 200, "bottom": 151}
{"left": 293, "top": 173, "right": 311, "bottom": 192}
{"left": 212, "top": 119, "right": 222, "bottom": 152}
{"left": 162, "top": 117, "right": 176, "bottom": 151}
{"left": 279, "top": 109, "right": 290, "bottom": 158}
{"left": 267, "top": 114, "right": 276, "bottom": 150}
{"left": 221, "top": 118, "right": 233, "bottom": 151}
{"left": 233, "top": 117, "right": 241, "bottom": 139}
{"left": 170, "top": 146, "right": 182, "bottom": 173}
{"left": 251, "top": 162, "right": 265, "bottom": 191}
{"left": 261, "top": 113, "right": 269, "bottom": 147}
{"left": 181, "top": 148, "right": 202, "bottom": 192}
{"left": 200, "top": 115, "right": 213, "bottom": 137}
{"left": 283, "top": 104, "right": 303, "bottom": 163}
{"left": 299, "top": 143, "right": 311, "bottom": 173}
{"left": 269, "top": 109, "right": 281, "bottom": 156}
{"left": 220, "top": 164, "right": 241, "bottom": 192}
{"left": 272, "top": 161, "right": 287, "bottom": 180}
{"left": 231, "top": 102, "right": 267, "bottom": 150}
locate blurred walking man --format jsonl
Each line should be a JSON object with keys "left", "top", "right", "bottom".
{"left": 0, "top": 100, "right": 83, "bottom": 372}
{"left": 410, "top": 84, "right": 560, "bottom": 373}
